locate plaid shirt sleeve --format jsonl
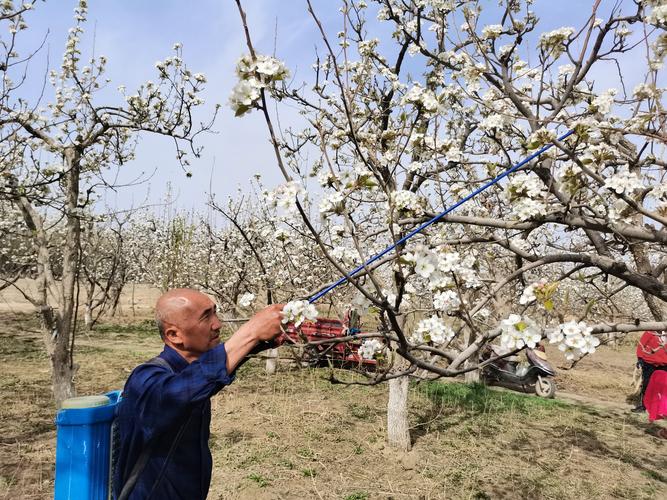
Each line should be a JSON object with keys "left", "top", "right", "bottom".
{"left": 125, "top": 343, "right": 235, "bottom": 443}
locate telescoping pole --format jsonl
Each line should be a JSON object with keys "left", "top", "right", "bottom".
{"left": 308, "top": 129, "right": 575, "bottom": 304}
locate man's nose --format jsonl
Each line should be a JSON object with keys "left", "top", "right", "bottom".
{"left": 212, "top": 316, "right": 222, "bottom": 330}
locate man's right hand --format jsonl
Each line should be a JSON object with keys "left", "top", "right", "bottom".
{"left": 224, "top": 304, "right": 285, "bottom": 372}
{"left": 244, "top": 304, "right": 285, "bottom": 342}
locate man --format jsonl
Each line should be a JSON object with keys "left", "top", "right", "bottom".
{"left": 632, "top": 330, "right": 667, "bottom": 413}
{"left": 113, "top": 288, "right": 284, "bottom": 500}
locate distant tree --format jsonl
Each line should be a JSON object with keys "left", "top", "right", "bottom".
{"left": 0, "top": 0, "right": 215, "bottom": 406}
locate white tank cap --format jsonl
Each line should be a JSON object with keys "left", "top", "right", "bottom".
{"left": 61, "top": 395, "right": 110, "bottom": 409}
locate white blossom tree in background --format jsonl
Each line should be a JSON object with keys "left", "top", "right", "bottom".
{"left": 0, "top": 0, "right": 214, "bottom": 406}
{"left": 233, "top": 0, "right": 667, "bottom": 449}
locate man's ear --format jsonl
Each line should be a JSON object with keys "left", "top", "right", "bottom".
{"left": 164, "top": 324, "right": 185, "bottom": 347}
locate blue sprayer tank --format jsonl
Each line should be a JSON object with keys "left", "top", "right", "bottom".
{"left": 54, "top": 390, "right": 121, "bottom": 500}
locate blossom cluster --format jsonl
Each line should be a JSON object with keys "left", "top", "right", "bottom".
{"left": 603, "top": 167, "right": 644, "bottom": 196}
{"left": 499, "top": 314, "right": 542, "bottom": 350}
{"left": 647, "top": 5, "right": 667, "bottom": 27}
{"left": 411, "top": 315, "right": 455, "bottom": 345}
{"left": 433, "top": 290, "right": 461, "bottom": 312}
{"left": 505, "top": 172, "right": 547, "bottom": 221}
{"left": 547, "top": 321, "right": 600, "bottom": 360}
{"left": 268, "top": 181, "right": 305, "bottom": 211}
{"left": 404, "top": 246, "right": 480, "bottom": 290}
{"left": 481, "top": 24, "right": 504, "bottom": 40}
{"left": 319, "top": 192, "right": 346, "bottom": 215}
{"left": 390, "top": 190, "right": 426, "bottom": 215}
{"left": 281, "top": 300, "right": 318, "bottom": 328}
{"left": 238, "top": 292, "right": 255, "bottom": 308}
{"left": 358, "top": 339, "right": 385, "bottom": 360}
{"left": 401, "top": 84, "right": 441, "bottom": 114}
{"left": 590, "top": 89, "right": 617, "bottom": 115}
{"left": 539, "top": 27, "right": 574, "bottom": 57}
{"left": 229, "top": 54, "right": 289, "bottom": 116}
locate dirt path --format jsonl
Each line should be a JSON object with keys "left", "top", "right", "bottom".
{"left": 557, "top": 390, "right": 632, "bottom": 412}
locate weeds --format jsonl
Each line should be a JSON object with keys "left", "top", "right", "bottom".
{"left": 344, "top": 493, "right": 369, "bottom": 500}
{"left": 301, "top": 468, "right": 316, "bottom": 477}
{"left": 246, "top": 473, "right": 270, "bottom": 487}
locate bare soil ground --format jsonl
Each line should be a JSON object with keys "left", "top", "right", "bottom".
{"left": 0, "top": 284, "right": 665, "bottom": 499}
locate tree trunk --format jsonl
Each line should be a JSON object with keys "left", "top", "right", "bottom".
{"left": 631, "top": 244, "right": 665, "bottom": 321}
{"left": 464, "top": 361, "right": 480, "bottom": 383}
{"left": 265, "top": 348, "right": 278, "bottom": 374}
{"left": 51, "top": 336, "right": 77, "bottom": 406}
{"left": 387, "top": 375, "right": 411, "bottom": 451}
{"left": 109, "top": 284, "right": 123, "bottom": 318}
{"left": 39, "top": 305, "right": 77, "bottom": 407}
{"left": 84, "top": 304, "right": 93, "bottom": 329}
{"left": 463, "top": 327, "right": 480, "bottom": 383}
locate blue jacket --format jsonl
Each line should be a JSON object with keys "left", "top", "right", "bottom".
{"left": 113, "top": 344, "right": 235, "bottom": 499}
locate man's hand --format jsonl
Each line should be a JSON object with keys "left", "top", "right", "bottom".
{"left": 243, "top": 304, "right": 285, "bottom": 342}
{"left": 223, "top": 304, "right": 285, "bottom": 372}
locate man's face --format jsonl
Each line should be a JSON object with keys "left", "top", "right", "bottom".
{"left": 170, "top": 292, "right": 222, "bottom": 358}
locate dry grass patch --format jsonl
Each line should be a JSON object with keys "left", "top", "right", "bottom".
{"left": 0, "top": 313, "right": 665, "bottom": 500}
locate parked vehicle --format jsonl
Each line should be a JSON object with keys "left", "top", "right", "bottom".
{"left": 481, "top": 345, "right": 557, "bottom": 398}
{"left": 282, "top": 313, "right": 377, "bottom": 369}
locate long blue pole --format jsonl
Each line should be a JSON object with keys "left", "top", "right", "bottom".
{"left": 308, "top": 129, "right": 575, "bottom": 303}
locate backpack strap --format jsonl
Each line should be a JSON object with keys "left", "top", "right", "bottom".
{"left": 116, "top": 356, "right": 192, "bottom": 500}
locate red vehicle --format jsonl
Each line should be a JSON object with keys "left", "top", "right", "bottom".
{"left": 282, "top": 313, "right": 377, "bottom": 368}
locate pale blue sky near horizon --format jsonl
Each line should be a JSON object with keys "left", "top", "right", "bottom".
{"left": 13, "top": 0, "right": 654, "bottom": 217}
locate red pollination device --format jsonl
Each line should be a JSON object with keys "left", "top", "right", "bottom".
{"left": 281, "top": 311, "right": 378, "bottom": 368}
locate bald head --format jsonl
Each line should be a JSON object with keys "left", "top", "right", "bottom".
{"left": 155, "top": 288, "right": 208, "bottom": 339}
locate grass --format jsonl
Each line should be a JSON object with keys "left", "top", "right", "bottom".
{"left": 90, "top": 319, "right": 158, "bottom": 338}
{"left": 1, "top": 312, "right": 666, "bottom": 500}
{"left": 419, "top": 380, "right": 568, "bottom": 414}
{"left": 246, "top": 472, "right": 271, "bottom": 487}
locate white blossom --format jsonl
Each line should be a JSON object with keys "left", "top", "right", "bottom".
{"left": 391, "top": 190, "right": 425, "bottom": 214}
{"left": 412, "top": 315, "right": 455, "bottom": 345}
{"left": 481, "top": 24, "right": 503, "bottom": 40}
{"left": 548, "top": 321, "right": 599, "bottom": 358}
{"left": 433, "top": 290, "right": 461, "bottom": 312}
{"left": 590, "top": 89, "right": 617, "bottom": 115}
{"left": 319, "top": 192, "right": 346, "bottom": 215}
{"left": 539, "top": 27, "right": 574, "bottom": 57}
{"left": 358, "top": 339, "right": 385, "bottom": 360}
{"left": 282, "top": 300, "right": 318, "bottom": 328}
{"left": 269, "top": 181, "right": 306, "bottom": 210}
{"left": 238, "top": 292, "right": 255, "bottom": 308}
{"left": 603, "top": 167, "right": 644, "bottom": 195}
{"left": 499, "top": 314, "right": 542, "bottom": 349}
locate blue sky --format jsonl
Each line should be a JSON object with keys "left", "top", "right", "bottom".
{"left": 14, "top": 1, "right": 652, "bottom": 215}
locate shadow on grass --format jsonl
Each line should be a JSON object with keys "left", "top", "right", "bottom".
{"left": 415, "top": 381, "right": 666, "bottom": 486}
{"left": 552, "top": 424, "right": 666, "bottom": 483}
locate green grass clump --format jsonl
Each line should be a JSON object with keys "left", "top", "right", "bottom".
{"left": 419, "top": 381, "right": 568, "bottom": 415}
{"left": 246, "top": 473, "right": 270, "bottom": 487}
{"left": 344, "top": 493, "right": 369, "bottom": 500}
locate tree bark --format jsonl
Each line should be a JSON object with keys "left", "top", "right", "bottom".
{"left": 265, "top": 348, "right": 278, "bottom": 374}
{"left": 631, "top": 244, "right": 665, "bottom": 321}
{"left": 84, "top": 306, "right": 92, "bottom": 328}
{"left": 387, "top": 374, "right": 411, "bottom": 451}
{"left": 462, "top": 327, "right": 480, "bottom": 383}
